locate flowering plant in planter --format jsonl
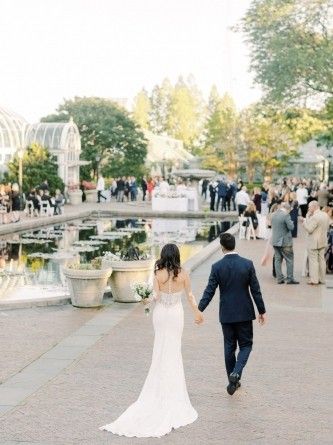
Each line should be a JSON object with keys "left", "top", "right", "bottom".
{"left": 103, "top": 245, "right": 152, "bottom": 261}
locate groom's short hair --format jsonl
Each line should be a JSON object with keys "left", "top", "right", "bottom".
{"left": 220, "top": 233, "right": 235, "bottom": 251}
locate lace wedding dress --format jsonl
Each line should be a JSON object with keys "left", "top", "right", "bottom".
{"left": 100, "top": 286, "right": 198, "bottom": 438}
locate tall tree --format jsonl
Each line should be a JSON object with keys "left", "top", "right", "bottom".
{"left": 203, "top": 91, "right": 239, "bottom": 175}
{"left": 242, "top": 0, "right": 333, "bottom": 104}
{"left": 239, "top": 105, "right": 298, "bottom": 181}
{"left": 7, "top": 143, "right": 64, "bottom": 194}
{"left": 42, "top": 97, "right": 147, "bottom": 179}
{"left": 149, "top": 78, "right": 173, "bottom": 134}
{"left": 132, "top": 88, "right": 151, "bottom": 129}
{"left": 167, "top": 76, "right": 205, "bottom": 152}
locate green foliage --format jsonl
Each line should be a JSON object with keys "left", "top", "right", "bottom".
{"left": 42, "top": 97, "right": 147, "bottom": 179}
{"left": 7, "top": 143, "right": 64, "bottom": 194}
{"left": 242, "top": 0, "right": 333, "bottom": 104}
{"left": 132, "top": 89, "right": 151, "bottom": 129}
{"left": 133, "top": 76, "right": 205, "bottom": 153}
{"left": 202, "top": 90, "right": 238, "bottom": 174}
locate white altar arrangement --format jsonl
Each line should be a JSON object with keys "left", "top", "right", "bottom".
{"left": 152, "top": 186, "right": 198, "bottom": 212}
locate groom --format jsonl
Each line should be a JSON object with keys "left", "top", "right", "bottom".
{"left": 198, "top": 233, "right": 266, "bottom": 395}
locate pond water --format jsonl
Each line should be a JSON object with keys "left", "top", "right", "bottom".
{"left": 0, "top": 218, "right": 234, "bottom": 302}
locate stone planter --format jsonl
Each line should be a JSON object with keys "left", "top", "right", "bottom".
{"left": 102, "top": 258, "right": 154, "bottom": 303}
{"left": 68, "top": 190, "right": 83, "bottom": 205}
{"left": 85, "top": 189, "right": 97, "bottom": 203}
{"left": 63, "top": 267, "right": 112, "bottom": 307}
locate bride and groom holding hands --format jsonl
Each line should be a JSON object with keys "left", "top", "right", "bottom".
{"left": 100, "top": 232, "right": 267, "bottom": 438}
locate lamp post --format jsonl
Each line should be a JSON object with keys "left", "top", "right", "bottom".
{"left": 95, "top": 155, "right": 101, "bottom": 180}
{"left": 17, "top": 148, "right": 24, "bottom": 210}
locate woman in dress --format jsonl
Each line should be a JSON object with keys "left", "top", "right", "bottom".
{"left": 100, "top": 244, "right": 203, "bottom": 438}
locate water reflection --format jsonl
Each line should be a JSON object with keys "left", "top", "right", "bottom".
{"left": 0, "top": 218, "right": 233, "bottom": 302}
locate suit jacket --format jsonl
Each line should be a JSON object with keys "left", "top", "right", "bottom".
{"left": 271, "top": 209, "right": 294, "bottom": 247}
{"left": 198, "top": 254, "right": 266, "bottom": 323}
{"left": 303, "top": 210, "right": 330, "bottom": 249}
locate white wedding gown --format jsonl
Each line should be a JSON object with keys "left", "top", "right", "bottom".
{"left": 100, "top": 289, "right": 198, "bottom": 438}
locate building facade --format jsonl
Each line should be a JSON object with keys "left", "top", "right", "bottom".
{"left": 0, "top": 105, "right": 82, "bottom": 187}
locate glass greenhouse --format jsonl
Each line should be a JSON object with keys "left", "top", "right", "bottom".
{"left": 0, "top": 106, "right": 27, "bottom": 173}
{"left": 0, "top": 105, "right": 82, "bottom": 187}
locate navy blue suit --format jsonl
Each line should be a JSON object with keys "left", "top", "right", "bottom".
{"left": 198, "top": 253, "right": 266, "bottom": 378}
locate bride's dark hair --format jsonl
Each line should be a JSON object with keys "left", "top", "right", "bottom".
{"left": 154, "top": 243, "right": 181, "bottom": 280}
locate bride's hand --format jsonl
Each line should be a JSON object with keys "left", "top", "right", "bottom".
{"left": 195, "top": 311, "right": 204, "bottom": 325}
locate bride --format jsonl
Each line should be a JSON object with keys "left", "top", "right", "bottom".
{"left": 100, "top": 243, "right": 204, "bottom": 438}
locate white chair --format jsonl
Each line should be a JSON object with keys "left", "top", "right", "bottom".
{"left": 24, "top": 200, "right": 35, "bottom": 217}
{"left": 40, "top": 201, "right": 52, "bottom": 217}
{"left": 0, "top": 204, "right": 7, "bottom": 224}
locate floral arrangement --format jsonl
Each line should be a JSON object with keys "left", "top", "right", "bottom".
{"left": 154, "top": 192, "right": 187, "bottom": 199}
{"left": 103, "top": 245, "right": 152, "bottom": 261}
{"left": 131, "top": 281, "right": 153, "bottom": 314}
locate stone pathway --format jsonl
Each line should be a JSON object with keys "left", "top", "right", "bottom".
{"left": 0, "top": 234, "right": 332, "bottom": 444}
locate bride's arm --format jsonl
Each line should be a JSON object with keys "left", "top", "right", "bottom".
{"left": 184, "top": 271, "right": 204, "bottom": 324}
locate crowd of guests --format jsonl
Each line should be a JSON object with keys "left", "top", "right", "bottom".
{"left": 0, "top": 180, "right": 65, "bottom": 224}
{"left": 0, "top": 183, "right": 21, "bottom": 223}
{"left": 235, "top": 176, "right": 333, "bottom": 281}
{"left": 93, "top": 175, "right": 166, "bottom": 203}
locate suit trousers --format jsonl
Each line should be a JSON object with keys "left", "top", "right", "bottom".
{"left": 273, "top": 246, "right": 294, "bottom": 282}
{"left": 222, "top": 321, "right": 253, "bottom": 378}
{"left": 308, "top": 247, "right": 326, "bottom": 284}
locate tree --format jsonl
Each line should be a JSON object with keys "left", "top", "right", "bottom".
{"left": 7, "top": 143, "right": 64, "bottom": 194}
{"left": 242, "top": 0, "right": 333, "bottom": 104}
{"left": 239, "top": 105, "right": 298, "bottom": 181}
{"left": 149, "top": 78, "right": 173, "bottom": 135}
{"left": 42, "top": 97, "right": 147, "bottom": 179}
{"left": 167, "top": 76, "right": 205, "bottom": 152}
{"left": 202, "top": 90, "right": 239, "bottom": 175}
{"left": 132, "top": 88, "right": 151, "bottom": 129}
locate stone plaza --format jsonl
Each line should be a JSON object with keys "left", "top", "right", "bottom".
{"left": 0, "top": 204, "right": 332, "bottom": 444}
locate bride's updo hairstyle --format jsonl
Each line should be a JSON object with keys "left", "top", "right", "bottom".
{"left": 155, "top": 243, "right": 181, "bottom": 280}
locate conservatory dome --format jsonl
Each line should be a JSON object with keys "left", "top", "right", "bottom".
{"left": 0, "top": 105, "right": 27, "bottom": 167}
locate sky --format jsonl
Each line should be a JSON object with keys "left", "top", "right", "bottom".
{"left": 0, "top": 0, "right": 261, "bottom": 123}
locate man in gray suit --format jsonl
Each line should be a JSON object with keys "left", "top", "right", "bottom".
{"left": 271, "top": 202, "right": 299, "bottom": 284}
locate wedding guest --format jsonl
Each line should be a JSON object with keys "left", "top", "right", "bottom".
{"left": 316, "top": 184, "right": 331, "bottom": 208}
{"left": 27, "top": 189, "right": 40, "bottom": 214}
{"left": 117, "top": 177, "right": 125, "bottom": 202}
{"left": 235, "top": 186, "right": 250, "bottom": 216}
{"left": 253, "top": 187, "right": 262, "bottom": 213}
{"left": 323, "top": 207, "right": 333, "bottom": 273}
{"left": 302, "top": 200, "right": 330, "bottom": 285}
{"left": 271, "top": 202, "right": 299, "bottom": 284}
{"left": 147, "top": 177, "right": 155, "bottom": 201}
{"left": 159, "top": 177, "right": 170, "bottom": 195}
{"left": 201, "top": 179, "right": 209, "bottom": 200}
{"left": 296, "top": 183, "right": 309, "bottom": 217}
{"left": 129, "top": 176, "right": 137, "bottom": 201}
{"left": 243, "top": 201, "right": 259, "bottom": 239}
{"left": 54, "top": 189, "right": 65, "bottom": 215}
{"left": 216, "top": 180, "right": 228, "bottom": 212}
{"left": 10, "top": 183, "right": 21, "bottom": 222}
{"left": 141, "top": 176, "right": 148, "bottom": 201}
{"left": 97, "top": 175, "right": 107, "bottom": 203}
{"left": 289, "top": 192, "right": 299, "bottom": 238}
{"left": 124, "top": 177, "right": 130, "bottom": 201}
{"left": 110, "top": 178, "right": 117, "bottom": 199}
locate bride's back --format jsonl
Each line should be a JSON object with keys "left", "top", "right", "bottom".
{"left": 155, "top": 268, "right": 186, "bottom": 294}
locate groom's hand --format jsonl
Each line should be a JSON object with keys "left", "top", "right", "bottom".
{"left": 195, "top": 311, "right": 204, "bottom": 325}
{"left": 258, "top": 313, "right": 266, "bottom": 325}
